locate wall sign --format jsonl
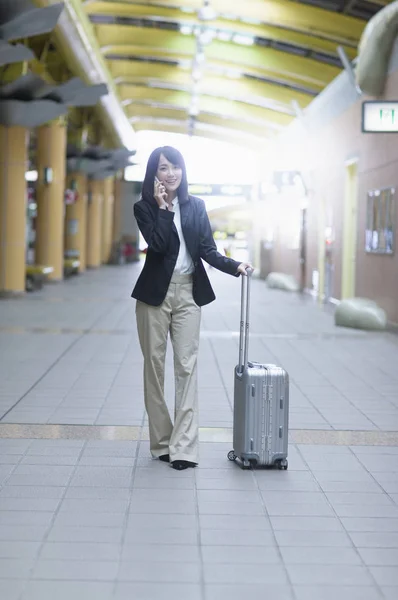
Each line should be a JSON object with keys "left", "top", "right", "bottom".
{"left": 362, "top": 101, "right": 398, "bottom": 133}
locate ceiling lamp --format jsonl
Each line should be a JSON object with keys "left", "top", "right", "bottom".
{"left": 197, "top": 28, "right": 214, "bottom": 46}
{"left": 217, "top": 30, "right": 232, "bottom": 43}
{"left": 188, "top": 94, "right": 200, "bottom": 117}
{"left": 192, "top": 64, "right": 202, "bottom": 82}
{"left": 198, "top": 1, "right": 217, "bottom": 22}
{"left": 232, "top": 34, "right": 254, "bottom": 46}
{"left": 180, "top": 24, "right": 193, "bottom": 35}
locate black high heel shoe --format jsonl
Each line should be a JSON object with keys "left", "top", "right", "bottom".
{"left": 171, "top": 460, "right": 197, "bottom": 471}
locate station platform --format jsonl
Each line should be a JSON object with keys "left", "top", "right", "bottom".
{"left": 0, "top": 263, "right": 397, "bottom": 600}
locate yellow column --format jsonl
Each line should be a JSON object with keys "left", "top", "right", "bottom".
{"left": 112, "top": 175, "right": 122, "bottom": 245}
{"left": 86, "top": 179, "right": 103, "bottom": 268}
{"left": 101, "top": 177, "right": 114, "bottom": 264}
{"left": 64, "top": 172, "right": 88, "bottom": 272}
{"left": 35, "top": 120, "right": 67, "bottom": 280}
{"left": 0, "top": 126, "right": 28, "bottom": 296}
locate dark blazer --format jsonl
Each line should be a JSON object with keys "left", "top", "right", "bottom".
{"left": 131, "top": 194, "right": 241, "bottom": 307}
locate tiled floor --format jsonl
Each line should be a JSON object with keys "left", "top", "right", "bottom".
{"left": 0, "top": 264, "right": 397, "bottom": 600}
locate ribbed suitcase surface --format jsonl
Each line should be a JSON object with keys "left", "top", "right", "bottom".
{"left": 228, "top": 269, "right": 289, "bottom": 469}
{"left": 232, "top": 362, "right": 289, "bottom": 468}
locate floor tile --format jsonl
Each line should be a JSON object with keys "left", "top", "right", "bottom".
{"left": 114, "top": 582, "right": 202, "bottom": 600}
{"left": 21, "top": 581, "right": 114, "bottom": 600}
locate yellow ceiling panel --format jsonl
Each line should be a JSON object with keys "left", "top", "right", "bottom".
{"left": 108, "top": 61, "right": 314, "bottom": 107}
{"left": 129, "top": 105, "right": 188, "bottom": 122}
{"left": 127, "top": 104, "right": 275, "bottom": 138}
{"left": 88, "top": 0, "right": 364, "bottom": 44}
{"left": 107, "top": 55, "right": 325, "bottom": 94}
{"left": 195, "top": 113, "right": 274, "bottom": 138}
{"left": 110, "top": 61, "right": 193, "bottom": 87}
{"left": 98, "top": 26, "right": 340, "bottom": 88}
{"left": 121, "top": 86, "right": 191, "bottom": 109}
{"left": 199, "top": 95, "right": 293, "bottom": 126}
{"left": 206, "top": 40, "right": 340, "bottom": 88}
{"left": 95, "top": 24, "right": 196, "bottom": 53}
{"left": 132, "top": 119, "right": 188, "bottom": 135}
{"left": 120, "top": 77, "right": 311, "bottom": 112}
{"left": 122, "top": 88, "right": 294, "bottom": 127}
{"left": 84, "top": 1, "right": 356, "bottom": 56}
{"left": 131, "top": 118, "right": 265, "bottom": 149}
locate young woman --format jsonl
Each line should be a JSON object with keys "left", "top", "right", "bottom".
{"left": 132, "top": 146, "right": 252, "bottom": 470}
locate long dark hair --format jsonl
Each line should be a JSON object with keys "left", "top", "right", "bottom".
{"left": 141, "top": 146, "right": 189, "bottom": 204}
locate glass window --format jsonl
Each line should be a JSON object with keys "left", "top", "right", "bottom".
{"left": 365, "top": 187, "right": 395, "bottom": 254}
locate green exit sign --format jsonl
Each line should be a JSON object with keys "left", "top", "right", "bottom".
{"left": 362, "top": 101, "right": 398, "bottom": 132}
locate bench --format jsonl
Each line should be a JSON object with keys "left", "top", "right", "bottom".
{"left": 64, "top": 258, "right": 80, "bottom": 277}
{"left": 25, "top": 264, "right": 54, "bottom": 292}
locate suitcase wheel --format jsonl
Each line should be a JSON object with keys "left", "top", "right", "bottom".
{"left": 227, "top": 450, "right": 237, "bottom": 462}
{"left": 276, "top": 459, "right": 288, "bottom": 470}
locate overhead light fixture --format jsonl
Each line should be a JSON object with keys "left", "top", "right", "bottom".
{"left": 198, "top": 1, "right": 217, "bottom": 21}
{"left": 180, "top": 24, "right": 193, "bottom": 35}
{"left": 191, "top": 81, "right": 200, "bottom": 96}
{"left": 179, "top": 59, "right": 192, "bottom": 69}
{"left": 226, "top": 69, "right": 241, "bottom": 79}
{"left": 217, "top": 30, "right": 232, "bottom": 42}
{"left": 220, "top": 12, "right": 238, "bottom": 21}
{"left": 240, "top": 17, "right": 262, "bottom": 25}
{"left": 196, "top": 50, "right": 206, "bottom": 65}
{"left": 188, "top": 95, "right": 200, "bottom": 117}
{"left": 197, "top": 28, "right": 215, "bottom": 46}
{"left": 192, "top": 66, "right": 202, "bottom": 82}
{"left": 232, "top": 34, "right": 254, "bottom": 46}
{"left": 188, "top": 105, "right": 200, "bottom": 117}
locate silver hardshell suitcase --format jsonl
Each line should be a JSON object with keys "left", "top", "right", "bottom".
{"left": 228, "top": 269, "right": 289, "bottom": 470}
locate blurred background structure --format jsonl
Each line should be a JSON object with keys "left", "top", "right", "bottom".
{"left": 0, "top": 0, "right": 397, "bottom": 323}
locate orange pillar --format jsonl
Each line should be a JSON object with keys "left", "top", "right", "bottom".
{"left": 64, "top": 172, "right": 88, "bottom": 272}
{"left": 112, "top": 174, "right": 122, "bottom": 245}
{"left": 86, "top": 178, "right": 103, "bottom": 268}
{"left": 35, "top": 119, "right": 67, "bottom": 280}
{"left": 0, "top": 126, "right": 28, "bottom": 296}
{"left": 101, "top": 177, "right": 114, "bottom": 264}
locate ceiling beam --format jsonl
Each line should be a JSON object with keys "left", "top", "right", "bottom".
{"left": 131, "top": 117, "right": 267, "bottom": 149}
{"left": 128, "top": 105, "right": 278, "bottom": 138}
{"left": 96, "top": 26, "right": 341, "bottom": 89}
{"left": 107, "top": 55, "right": 324, "bottom": 95}
{"left": 116, "top": 72, "right": 313, "bottom": 113}
{"left": 122, "top": 89, "right": 294, "bottom": 126}
{"left": 85, "top": 0, "right": 365, "bottom": 45}
{"left": 84, "top": 1, "right": 358, "bottom": 55}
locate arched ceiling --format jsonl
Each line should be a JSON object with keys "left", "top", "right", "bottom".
{"left": 81, "top": 0, "right": 388, "bottom": 147}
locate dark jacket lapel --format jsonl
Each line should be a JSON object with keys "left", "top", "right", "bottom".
{"left": 180, "top": 198, "right": 197, "bottom": 260}
{"left": 179, "top": 196, "right": 190, "bottom": 231}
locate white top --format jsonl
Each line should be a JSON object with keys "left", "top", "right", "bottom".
{"left": 171, "top": 197, "right": 194, "bottom": 274}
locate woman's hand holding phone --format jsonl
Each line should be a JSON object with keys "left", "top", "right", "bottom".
{"left": 154, "top": 177, "right": 168, "bottom": 210}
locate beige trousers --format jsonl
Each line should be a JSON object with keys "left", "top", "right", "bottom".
{"left": 136, "top": 273, "right": 201, "bottom": 463}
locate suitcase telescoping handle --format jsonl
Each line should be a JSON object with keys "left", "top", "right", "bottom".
{"left": 238, "top": 267, "right": 254, "bottom": 374}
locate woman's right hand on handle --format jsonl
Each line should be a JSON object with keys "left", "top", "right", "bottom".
{"left": 154, "top": 179, "right": 168, "bottom": 210}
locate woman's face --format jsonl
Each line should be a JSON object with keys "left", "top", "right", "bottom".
{"left": 156, "top": 153, "right": 182, "bottom": 194}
